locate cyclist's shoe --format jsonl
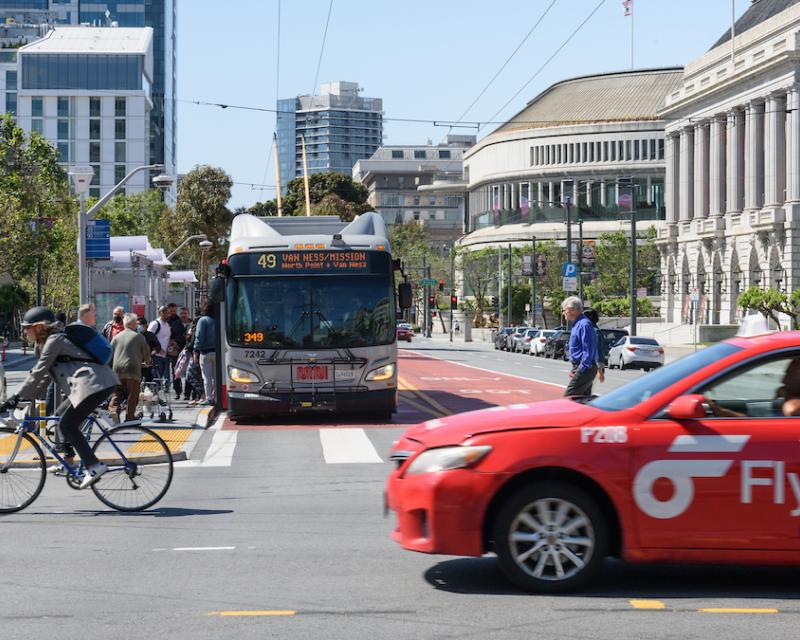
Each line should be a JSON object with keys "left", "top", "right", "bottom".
{"left": 79, "top": 462, "right": 108, "bottom": 489}
{"left": 47, "top": 463, "right": 68, "bottom": 476}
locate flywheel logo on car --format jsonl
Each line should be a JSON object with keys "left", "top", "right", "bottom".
{"left": 633, "top": 435, "right": 748, "bottom": 519}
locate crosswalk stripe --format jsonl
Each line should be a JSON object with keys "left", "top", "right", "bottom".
{"left": 320, "top": 428, "right": 383, "bottom": 463}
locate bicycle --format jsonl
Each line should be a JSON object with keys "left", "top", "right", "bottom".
{"left": 0, "top": 403, "right": 174, "bottom": 513}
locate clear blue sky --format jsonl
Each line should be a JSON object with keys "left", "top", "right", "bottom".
{"left": 177, "top": 0, "right": 748, "bottom": 210}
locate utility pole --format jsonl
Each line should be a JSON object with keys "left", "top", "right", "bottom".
{"left": 449, "top": 245, "right": 455, "bottom": 343}
{"left": 531, "top": 235, "right": 536, "bottom": 326}
{"left": 630, "top": 204, "right": 638, "bottom": 337}
{"left": 422, "top": 255, "right": 428, "bottom": 337}
{"left": 564, "top": 195, "right": 572, "bottom": 267}
{"left": 577, "top": 219, "right": 584, "bottom": 303}
{"left": 507, "top": 243, "right": 513, "bottom": 325}
{"left": 35, "top": 207, "right": 43, "bottom": 307}
{"left": 498, "top": 248, "right": 504, "bottom": 328}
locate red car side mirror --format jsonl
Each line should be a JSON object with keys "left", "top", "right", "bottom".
{"left": 667, "top": 394, "right": 707, "bottom": 420}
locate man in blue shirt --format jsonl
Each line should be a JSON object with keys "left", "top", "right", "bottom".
{"left": 561, "top": 296, "right": 597, "bottom": 398}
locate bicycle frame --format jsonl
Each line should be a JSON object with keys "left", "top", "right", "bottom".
{"left": 0, "top": 408, "right": 133, "bottom": 478}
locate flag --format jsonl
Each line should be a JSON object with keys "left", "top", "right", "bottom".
{"left": 623, "top": 0, "right": 632, "bottom": 16}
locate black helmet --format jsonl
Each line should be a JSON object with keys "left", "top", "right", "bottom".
{"left": 21, "top": 306, "right": 55, "bottom": 327}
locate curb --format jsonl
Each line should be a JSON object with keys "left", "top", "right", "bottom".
{"left": 194, "top": 406, "right": 216, "bottom": 429}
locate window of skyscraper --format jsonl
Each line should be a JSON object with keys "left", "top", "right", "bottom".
{"left": 31, "top": 119, "right": 43, "bottom": 134}
{"left": 57, "top": 142, "right": 68, "bottom": 161}
{"left": 115, "top": 142, "right": 126, "bottom": 163}
{"left": 5, "top": 70, "right": 16, "bottom": 90}
{"left": 438, "top": 150, "right": 451, "bottom": 159}
{"left": 391, "top": 150, "right": 404, "bottom": 159}
{"left": 90, "top": 97, "right": 101, "bottom": 117}
{"left": 57, "top": 97, "right": 69, "bottom": 117}
{"left": 115, "top": 119, "right": 126, "bottom": 140}
{"left": 5, "top": 92, "right": 16, "bottom": 116}
{"left": 115, "top": 97, "right": 126, "bottom": 117}
{"left": 90, "top": 142, "right": 101, "bottom": 163}
{"left": 57, "top": 119, "right": 69, "bottom": 140}
{"left": 414, "top": 150, "right": 426, "bottom": 159}
{"left": 90, "top": 119, "right": 101, "bottom": 140}
{"left": 31, "top": 97, "right": 43, "bottom": 117}
{"left": 21, "top": 54, "right": 143, "bottom": 91}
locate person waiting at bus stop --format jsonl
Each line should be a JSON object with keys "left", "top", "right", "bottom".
{"left": 561, "top": 296, "right": 597, "bottom": 398}
{"left": 194, "top": 301, "right": 216, "bottom": 406}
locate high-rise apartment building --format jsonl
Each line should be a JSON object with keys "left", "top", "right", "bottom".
{"left": 277, "top": 81, "right": 382, "bottom": 191}
{"left": 0, "top": 0, "right": 176, "bottom": 191}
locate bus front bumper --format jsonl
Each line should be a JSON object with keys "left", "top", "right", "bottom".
{"left": 227, "top": 388, "right": 397, "bottom": 418}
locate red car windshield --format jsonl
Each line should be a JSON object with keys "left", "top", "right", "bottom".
{"left": 589, "top": 342, "right": 742, "bottom": 412}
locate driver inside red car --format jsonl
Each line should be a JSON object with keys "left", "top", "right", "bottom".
{"left": 707, "top": 356, "right": 800, "bottom": 418}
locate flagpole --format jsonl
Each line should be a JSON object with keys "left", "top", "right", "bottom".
{"left": 630, "top": 0, "right": 634, "bottom": 70}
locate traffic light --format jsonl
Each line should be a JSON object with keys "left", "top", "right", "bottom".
{"left": 428, "top": 294, "right": 435, "bottom": 307}
{"left": 491, "top": 296, "right": 498, "bottom": 307}
{"left": 438, "top": 279, "right": 445, "bottom": 292}
{"left": 450, "top": 294, "right": 458, "bottom": 309}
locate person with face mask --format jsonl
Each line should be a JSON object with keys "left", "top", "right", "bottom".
{"left": 102, "top": 306, "right": 125, "bottom": 342}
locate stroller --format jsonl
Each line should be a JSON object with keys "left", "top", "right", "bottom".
{"left": 139, "top": 375, "right": 173, "bottom": 422}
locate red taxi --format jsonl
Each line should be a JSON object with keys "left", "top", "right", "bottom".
{"left": 386, "top": 332, "right": 800, "bottom": 592}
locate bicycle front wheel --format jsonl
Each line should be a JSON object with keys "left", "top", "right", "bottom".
{"left": 0, "top": 427, "right": 46, "bottom": 513}
{"left": 90, "top": 425, "right": 174, "bottom": 511}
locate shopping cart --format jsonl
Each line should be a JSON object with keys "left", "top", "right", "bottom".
{"left": 139, "top": 377, "right": 173, "bottom": 422}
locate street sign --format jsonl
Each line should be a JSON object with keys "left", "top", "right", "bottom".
{"left": 419, "top": 278, "right": 437, "bottom": 286}
{"left": 562, "top": 262, "right": 578, "bottom": 277}
{"left": 85, "top": 219, "right": 111, "bottom": 259}
{"left": 535, "top": 303, "right": 543, "bottom": 312}
{"left": 563, "top": 276, "right": 577, "bottom": 292}
{"left": 524, "top": 303, "right": 531, "bottom": 312}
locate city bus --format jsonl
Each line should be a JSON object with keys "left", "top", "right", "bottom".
{"left": 217, "top": 212, "right": 409, "bottom": 419}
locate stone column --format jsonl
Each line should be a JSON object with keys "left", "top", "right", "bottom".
{"left": 599, "top": 180, "right": 607, "bottom": 207}
{"left": 764, "top": 93, "right": 786, "bottom": 208}
{"left": 709, "top": 115, "right": 727, "bottom": 216}
{"left": 572, "top": 180, "right": 579, "bottom": 205}
{"left": 560, "top": 180, "right": 567, "bottom": 204}
{"left": 548, "top": 181, "right": 555, "bottom": 205}
{"left": 646, "top": 176, "right": 652, "bottom": 204}
{"left": 679, "top": 126, "right": 694, "bottom": 221}
{"left": 694, "top": 122, "right": 710, "bottom": 218}
{"left": 787, "top": 87, "right": 800, "bottom": 204}
{"left": 726, "top": 108, "right": 744, "bottom": 213}
{"left": 665, "top": 134, "right": 679, "bottom": 223}
{"left": 537, "top": 181, "right": 544, "bottom": 207}
{"left": 745, "top": 101, "right": 765, "bottom": 211}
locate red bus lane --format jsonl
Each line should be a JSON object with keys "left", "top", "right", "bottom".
{"left": 397, "top": 349, "right": 564, "bottom": 418}
{"left": 223, "top": 350, "right": 565, "bottom": 431}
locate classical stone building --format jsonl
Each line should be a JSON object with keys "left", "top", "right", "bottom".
{"left": 659, "top": 0, "right": 800, "bottom": 326}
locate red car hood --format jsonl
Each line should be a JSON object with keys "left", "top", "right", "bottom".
{"left": 402, "top": 399, "right": 603, "bottom": 447}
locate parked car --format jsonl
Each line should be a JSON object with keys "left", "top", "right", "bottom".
{"left": 513, "top": 328, "right": 540, "bottom": 353}
{"left": 494, "top": 327, "right": 514, "bottom": 350}
{"left": 396, "top": 322, "right": 413, "bottom": 342}
{"left": 530, "top": 329, "right": 557, "bottom": 356}
{"left": 386, "top": 333, "right": 800, "bottom": 592}
{"left": 507, "top": 326, "right": 530, "bottom": 350}
{"left": 543, "top": 330, "right": 570, "bottom": 360}
{"left": 598, "top": 328, "right": 628, "bottom": 365}
{"left": 607, "top": 336, "right": 665, "bottom": 371}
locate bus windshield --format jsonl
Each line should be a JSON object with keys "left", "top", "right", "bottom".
{"left": 227, "top": 275, "right": 394, "bottom": 349}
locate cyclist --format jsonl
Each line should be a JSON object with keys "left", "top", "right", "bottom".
{"left": 0, "top": 307, "right": 119, "bottom": 489}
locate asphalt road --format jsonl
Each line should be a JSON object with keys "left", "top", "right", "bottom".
{"left": 0, "top": 340, "right": 797, "bottom": 639}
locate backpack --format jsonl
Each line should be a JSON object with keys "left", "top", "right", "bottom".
{"left": 63, "top": 323, "right": 113, "bottom": 366}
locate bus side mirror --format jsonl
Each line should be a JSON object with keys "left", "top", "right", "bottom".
{"left": 398, "top": 282, "right": 412, "bottom": 309}
{"left": 209, "top": 276, "right": 227, "bottom": 304}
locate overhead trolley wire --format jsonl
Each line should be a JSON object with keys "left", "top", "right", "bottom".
{"left": 480, "top": 0, "right": 609, "bottom": 132}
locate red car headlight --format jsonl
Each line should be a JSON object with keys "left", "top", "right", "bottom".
{"left": 404, "top": 445, "right": 492, "bottom": 476}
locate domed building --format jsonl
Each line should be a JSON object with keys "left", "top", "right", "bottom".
{"left": 460, "top": 67, "right": 684, "bottom": 310}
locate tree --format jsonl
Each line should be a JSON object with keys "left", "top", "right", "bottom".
{"left": 0, "top": 114, "right": 78, "bottom": 311}
{"left": 737, "top": 287, "right": 798, "bottom": 329}
{"left": 166, "top": 165, "right": 234, "bottom": 266}
{"left": 94, "top": 189, "right": 170, "bottom": 245}
{"left": 249, "top": 172, "right": 373, "bottom": 219}
{"left": 460, "top": 248, "right": 498, "bottom": 318}
{"left": 584, "top": 228, "right": 659, "bottom": 302}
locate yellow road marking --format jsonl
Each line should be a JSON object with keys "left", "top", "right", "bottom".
{"left": 629, "top": 599, "right": 665, "bottom": 610}
{"left": 0, "top": 434, "right": 32, "bottom": 455}
{"left": 397, "top": 376, "right": 449, "bottom": 417}
{"left": 208, "top": 610, "right": 296, "bottom": 617}
{"left": 128, "top": 429, "right": 192, "bottom": 453}
{"left": 699, "top": 608, "right": 778, "bottom": 614}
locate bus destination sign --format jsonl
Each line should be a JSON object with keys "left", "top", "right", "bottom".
{"left": 231, "top": 250, "right": 375, "bottom": 275}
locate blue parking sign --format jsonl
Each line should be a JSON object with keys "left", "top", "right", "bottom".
{"left": 562, "top": 262, "right": 577, "bottom": 277}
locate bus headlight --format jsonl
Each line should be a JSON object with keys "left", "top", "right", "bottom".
{"left": 228, "top": 366, "right": 260, "bottom": 384}
{"left": 365, "top": 363, "right": 395, "bottom": 381}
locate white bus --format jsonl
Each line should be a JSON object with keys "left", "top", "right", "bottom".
{"left": 217, "top": 212, "right": 410, "bottom": 420}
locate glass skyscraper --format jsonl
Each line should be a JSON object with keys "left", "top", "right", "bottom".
{"left": 0, "top": 0, "right": 176, "bottom": 181}
{"left": 277, "top": 81, "right": 383, "bottom": 193}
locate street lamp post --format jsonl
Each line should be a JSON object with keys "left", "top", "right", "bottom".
{"left": 70, "top": 163, "right": 172, "bottom": 303}
{"left": 198, "top": 240, "right": 213, "bottom": 306}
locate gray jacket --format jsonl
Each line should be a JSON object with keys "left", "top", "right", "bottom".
{"left": 17, "top": 332, "right": 119, "bottom": 407}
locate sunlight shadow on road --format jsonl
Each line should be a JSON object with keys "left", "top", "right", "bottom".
{"left": 79, "top": 507, "right": 234, "bottom": 518}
